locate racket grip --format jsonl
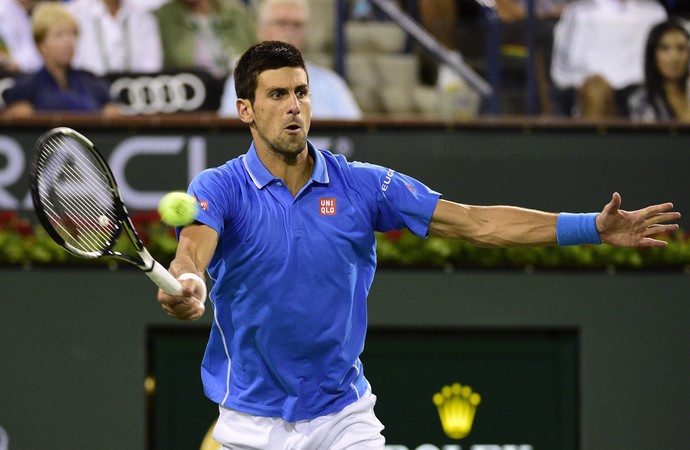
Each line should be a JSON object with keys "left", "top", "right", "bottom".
{"left": 147, "top": 260, "right": 183, "bottom": 296}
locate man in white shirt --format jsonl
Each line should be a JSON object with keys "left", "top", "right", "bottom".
{"left": 551, "top": 0, "right": 667, "bottom": 118}
{"left": 67, "top": 0, "right": 163, "bottom": 76}
{"left": 134, "top": 0, "right": 169, "bottom": 11}
{"left": 219, "top": 0, "right": 363, "bottom": 120}
{"left": 0, "top": 0, "right": 41, "bottom": 73}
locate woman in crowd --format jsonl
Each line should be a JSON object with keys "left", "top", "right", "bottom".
{"left": 2, "top": 2, "right": 120, "bottom": 117}
{"left": 629, "top": 19, "right": 690, "bottom": 122}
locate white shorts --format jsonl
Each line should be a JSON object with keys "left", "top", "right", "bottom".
{"left": 212, "top": 391, "right": 385, "bottom": 450}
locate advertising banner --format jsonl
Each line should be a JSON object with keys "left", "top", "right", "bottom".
{"left": 148, "top": 327, "right": 577, "bottom": 450}
{"left": 1, "top": 123, "right": 689, "bottom": 232}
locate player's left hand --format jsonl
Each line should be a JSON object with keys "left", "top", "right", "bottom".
{"left": 596, "top": 192, "right": 681, "bottom": 247}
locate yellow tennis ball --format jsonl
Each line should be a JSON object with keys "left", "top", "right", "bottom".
{"left": 158, "top": 192, "right": 199, "bottom": 227}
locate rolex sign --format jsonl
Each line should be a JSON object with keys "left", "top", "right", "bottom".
{"left": 361, "top": 329, "right": 577, "bottom": 450}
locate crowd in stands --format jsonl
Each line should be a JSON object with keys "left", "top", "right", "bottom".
{"left": 550, "top": 0, "right": 668, "bottom": 118}
{"left": 0, "top": 0, "right": 689, "bottom": 123}
{"left": 155, "top": 0, "right": 255, "bottom": 78}
{"left": 2, "top": 1, "right": 120, "bottom": 116}
{"left": 66, "top": 0, "right": 163, "bottom": 76}
{"left": 0, "top": 0, "right": 42, "bottom": 72}
{"left": 218, "top": 0, "right": 362, "bottom": 119}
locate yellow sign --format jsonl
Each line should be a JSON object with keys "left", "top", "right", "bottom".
{"left": 432, "top": 383, "right": 481, "bottom": 439}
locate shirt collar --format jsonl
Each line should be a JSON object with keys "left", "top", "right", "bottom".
{"left": 243, "top": 140, "right": 329, "bottom": 189}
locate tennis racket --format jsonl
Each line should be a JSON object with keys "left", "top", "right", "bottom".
{"left": 29, "top": 126, "right": 183, "bottom": 296}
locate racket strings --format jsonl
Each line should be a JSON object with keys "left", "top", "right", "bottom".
{"left": 35, "top": 135, "right": 119, "bottom": 254}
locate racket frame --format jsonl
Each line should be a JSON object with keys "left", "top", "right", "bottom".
{"left": 29, "top": 127, "right": 186, "bottom": 296}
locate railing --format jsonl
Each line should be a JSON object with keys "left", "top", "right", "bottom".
{"left": 333, "top": 0, "right": 542, "bottom": 116}
{"left": 368, "top": 0, "right": 492, "bottom": 97}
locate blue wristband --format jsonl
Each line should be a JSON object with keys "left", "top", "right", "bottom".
{"left": 556, "top": 213, "right": 601, "bottom": 246}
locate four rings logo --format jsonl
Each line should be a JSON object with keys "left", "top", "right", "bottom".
{"left": 110, "top": 73, "right": 207, "bottom": 115}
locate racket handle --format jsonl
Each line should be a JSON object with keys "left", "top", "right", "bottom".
{"left": 147, "top": 260, "right": 184, "bottom": 296}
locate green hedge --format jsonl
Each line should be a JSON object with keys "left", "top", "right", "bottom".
{"left": 2, "top": 211, "right": 689, "bottom": 271}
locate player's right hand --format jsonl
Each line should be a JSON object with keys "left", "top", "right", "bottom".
{"left": 157, "top": 276, "right": 206, "bottom": 321}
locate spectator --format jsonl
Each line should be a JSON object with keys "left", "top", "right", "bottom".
{"left": 137, "top": 0, "right": 169, "bottom": 11}
{"left": 0, "top": 35, "right": 14, "bottom": 73}
{"left": 66, "top": 0, "right": 163, "bottom": 76}
{"left": 417, "top": 0, "right": 462, "bottom": 87}
{"left": 417, "top": 0, "right": 565, "bottom": 115}
{"left": 0, "top": 0, "right": 42, "bottom": 73}
{"left": 494, "top": 0, "right": 566, "bottom": 21}
{"left": 493, "top": 0, "right": 568, "bottom": 115}
{"left": 1, "top": 2, "right": 121, "bottom": 117}
{"left": 154, "top": 0, "right": 256, "bottom": 79}
{"left": 629, "top": 19, "right": 690, "bottom": 122}
{"left": 418, "top": 0, "right": 458, "bottom": 50}
{"left": 551, "top": 0, "right": 667, "bottom": 119}
{"left": 219, "top": 0, "right": 363, "bottom": 120}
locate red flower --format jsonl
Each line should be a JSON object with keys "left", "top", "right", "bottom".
{"left": 383, "top": 229, "right": 404, "bottom": 241}
{"left": 0, "top": 211, "right": 19, "bottom": 229}
{"left": 14, "top": 217, "right": 33, "bottom": 236}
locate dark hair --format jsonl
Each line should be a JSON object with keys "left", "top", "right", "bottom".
{"left": 643, "top": 19, "right": 690, "bottom": 118}
{"left": 234, "top": 41, "right": 307, "bottom": 104}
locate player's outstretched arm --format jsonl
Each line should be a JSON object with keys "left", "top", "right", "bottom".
{"left": 596, "top": 192, "right": 680, "bottom": 247}
{"left": 157, "top": 223, "right": 219, "bottom": 321}
{"left": 429, "top": 193, "right": 680, "bottom": 248}
{"left": 429, "top": 199, "right": 558, "bottom": 247}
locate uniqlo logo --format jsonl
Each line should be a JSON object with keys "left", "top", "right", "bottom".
{"left": 319, "top": 198, "right": 336, "bottom": 215}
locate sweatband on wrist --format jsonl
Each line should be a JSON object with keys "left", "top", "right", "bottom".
{"left": 178, "top": 272, "right": 207, "bottom": 304}
{"left": 556, "top": 213, "right": 601, "bottom": 246}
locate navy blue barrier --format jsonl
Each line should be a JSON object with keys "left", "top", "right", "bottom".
{"left": 0, "top": 69, "right": 226, "bottom": 114}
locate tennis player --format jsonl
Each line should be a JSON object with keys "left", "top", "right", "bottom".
{"left": 158, "top": 41, "right": 680, "bottom": 449}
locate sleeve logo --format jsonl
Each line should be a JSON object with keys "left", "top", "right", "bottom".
{"left": 381, "top": 168, "right": 395, "bottom": 192}
{"left": 192, "top": 195, "right": 208, "bottom": 212}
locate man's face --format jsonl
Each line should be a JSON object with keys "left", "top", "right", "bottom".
{"left": 243, "top": 66, "right": 312, "bottom": 158}
{"left": 259, "top": 4, "right": 307, "bottom": 50}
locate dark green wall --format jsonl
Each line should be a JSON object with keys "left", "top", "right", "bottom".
{"left": 1, "top": 120, "right": 689, "bottom": 448}
{"left": 2, "top": 122, "right": 690, "bottom": 229}
{"left": 1, "top": 269, "right": 688, "bottom": 449}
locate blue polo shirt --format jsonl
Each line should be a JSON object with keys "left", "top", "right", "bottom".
{"left": 189, "top": 141, "right": 440, "bottom": 421}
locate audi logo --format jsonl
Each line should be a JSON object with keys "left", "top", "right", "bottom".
{"left": 110, "top": 73, "right": 207, "bottom": 115}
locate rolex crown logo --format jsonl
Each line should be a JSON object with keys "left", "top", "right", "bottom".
{"left": 432, "top": 383, "right": 481, "bottom": 439}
